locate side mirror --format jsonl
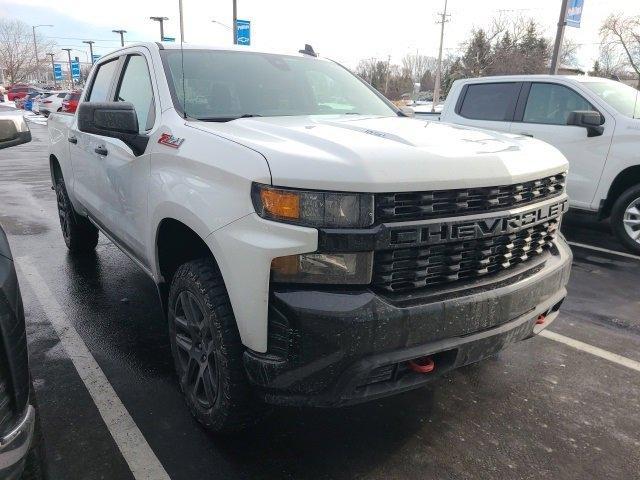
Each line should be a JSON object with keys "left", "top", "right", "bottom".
{"left": 77, "top": 102, "right": 148, "bottom": 156}
{"left": 0, "top": 113, "right": 31, "bottom": 150}
{"left": 400, "top": 106, "right": 415, "bottom": 117}
{"left": 567, "top": 110, "right": 604, "bottom": 137}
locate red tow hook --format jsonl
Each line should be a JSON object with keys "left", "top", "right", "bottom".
{"left": 536, "top": 314, "right": 546, "bottom": 325}
{"left": 408, "top": 356, "right": 436, "bottom": 374}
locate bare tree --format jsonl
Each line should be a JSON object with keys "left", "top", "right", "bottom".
{"left": 0, "top": 18, "right": 56, "bottom": 84}
{"left": 400, "top": 53, "right": 436, "bottom": 83}
{"left": 600, "top": 13, "right": 640, "bottom": 87}
{"left": 560, "top": 38, "right": 580, "bottom": 67}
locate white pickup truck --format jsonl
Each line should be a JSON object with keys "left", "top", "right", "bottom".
{"left": 419, "top": 75, "right": 640, "bottom": 253}
{"left": 48, "top": 42, "right": 571, "bottom": 432}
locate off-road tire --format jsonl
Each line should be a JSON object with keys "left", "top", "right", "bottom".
{"left": 55, "top": 176, "right": 99, "bottom": 252}
{"left": 167, "top": 258, "right": 263, "bottom": 433}
{"left": 611, "top": 184, "right": 640, "bottom": 255}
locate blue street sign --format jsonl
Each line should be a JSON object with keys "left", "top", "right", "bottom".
{"left": 566, "top": 0, "right": 584, "bottom": 28}
{"left": 162, "top": 36, "right": 176, "bottom": 42}
{"left": 235, "top": 19, "right": 250, "bottom": 46}
{"left": 53, "top": 63, "right": 63, "bottom": 81}
{"left": 92, "top": 54, "right": 101, "bottom": 64}
{"left": 71, "top": 60, "right": 81, "bottom": 79}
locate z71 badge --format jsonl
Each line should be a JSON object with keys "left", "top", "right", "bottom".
{"left": 158, "top": 133, "right": 185, "bottom": 148}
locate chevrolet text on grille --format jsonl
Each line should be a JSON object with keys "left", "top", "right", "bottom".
{"left": 389, "top": 198, "right": 568, "bottom": 246}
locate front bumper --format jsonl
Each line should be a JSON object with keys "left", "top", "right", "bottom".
{"left": 0, "top": 405, "right": 35, "bottom": 479}
{"left": 244, "top": 237, "right": 572, "bottom": 407}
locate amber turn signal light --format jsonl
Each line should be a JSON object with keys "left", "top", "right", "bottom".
{"left": 260, "top": 188, "right": 300, "bottom": 220}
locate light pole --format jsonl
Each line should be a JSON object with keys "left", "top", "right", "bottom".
{"left": 62, "top": 48, "right": 74, "bottom": 87}
{"left": 83, "top": 40, "right": 95, "bottom": 65}
{"left": 112, "top": 29, "right": 127, "bottom": 47}
{"left": 232, "top": 0, "right": 237, "bottom": 45}
{"left": 32, "top": 24, "right": 53, "bottom": 83}
{"left": 550, "top": 0, "right": 570, "bottom": 74}
{"left": 46, "top": 53, "right": 56, "bottom": 87}
{"left": 150, "top": 16, "right": 169, "bottom": 41}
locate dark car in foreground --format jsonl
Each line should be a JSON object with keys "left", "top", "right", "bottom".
{"left": 0, "top": 110, "right": 44, "bottom": 479}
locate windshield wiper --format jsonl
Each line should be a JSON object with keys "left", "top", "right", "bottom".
{"left": 196, "top": 113, "right": 262, "bottom": 122}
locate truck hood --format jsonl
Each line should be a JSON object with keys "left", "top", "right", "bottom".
{"left": 191, "top": 115, "right": 568, "bottom": 192}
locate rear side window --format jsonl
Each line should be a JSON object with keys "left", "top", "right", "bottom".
{"left": 523, "top": 83, "right": 595, "bottom": 125}
{"left": 458, "top": 82, "right": 521, "bottom": 121}
{"left": 114, "top": 55, "right": 155, "bottom": 132}
{"left": 57, "top": 93, "right": 66, "bottom": 98}
{"left": 88, "top": 59, "right": 119, "bottom": 102}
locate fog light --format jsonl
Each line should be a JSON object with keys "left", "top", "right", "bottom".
{"left": 271, "top": 252, "right": 373, "bottom": 284}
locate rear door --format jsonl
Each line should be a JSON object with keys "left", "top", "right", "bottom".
{"left": 445, "top": 81, "right": 522, "bottom": 133}
{"left": 509, "top": 82, "right": 614, "bottom": 208}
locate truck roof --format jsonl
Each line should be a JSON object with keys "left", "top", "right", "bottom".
{"left": 101, "top": 41, "right": 322, "bottom": 60}
{"left": 454, "top": 74, "right": 615, "bottom": 84}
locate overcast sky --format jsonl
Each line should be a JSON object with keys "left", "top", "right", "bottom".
{"left": 2, "top": 0, "right": 639, "bottom": 69}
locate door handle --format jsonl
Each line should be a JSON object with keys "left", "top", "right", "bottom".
{"left": 68, "top": 136, "right": 77, "bottom": 144}
{"left": 94, "top": 146, "right": 108, "bottom": 156}
{"left": 518, "top": 132, "right": 534, "bottom": 137}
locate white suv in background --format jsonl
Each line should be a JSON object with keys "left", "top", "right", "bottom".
{"left": 431, "top": 76, "right": 640, "bottom": 253}
{"left": 38, "top": 91, "right": 69, "bottom": 117}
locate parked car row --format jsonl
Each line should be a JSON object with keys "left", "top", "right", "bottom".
{"left": 10, "top": 88, "right": 82, "bottom": 116}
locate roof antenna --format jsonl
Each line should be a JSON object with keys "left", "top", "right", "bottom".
{"left": 299, "top": 44, "right": 317, "bottom": 57}
{"left": 179, "top": 0, "right": 187, "bottom": 119}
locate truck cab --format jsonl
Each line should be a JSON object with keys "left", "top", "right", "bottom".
{"left": 437, "top": 75, "right": 640, "bottom": 253}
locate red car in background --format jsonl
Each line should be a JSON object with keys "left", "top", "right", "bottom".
{"left": 7, "top": 84, "right": 31, "bottom": 101}
{"left": 61, "top": 90, "right": 82, "bottom": 113}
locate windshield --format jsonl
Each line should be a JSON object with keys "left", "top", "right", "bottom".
{"left": 582, "top": 80, "right": 640, "bottom": 119}
{"left": 161, "top": 50, "right": 396, "bottom": 121}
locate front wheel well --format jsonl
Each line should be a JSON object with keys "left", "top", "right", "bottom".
{"left": 49, "top": 154, "right": 62, "bottom": 184}
{"left": 602, "top": 166, "right": 640, "bottom": 218}
{"left": 156, "top": 219, "right": 214, "bottom": 303}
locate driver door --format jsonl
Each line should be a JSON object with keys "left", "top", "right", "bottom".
{"left": 510, "top": 82, "right": 614, "bottom": 209}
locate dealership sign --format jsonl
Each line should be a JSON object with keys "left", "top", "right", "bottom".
{"left": 566, "top": 0, "right": 584, "bottom": 28}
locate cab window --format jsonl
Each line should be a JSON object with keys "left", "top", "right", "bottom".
{"left": 114, "top": 55, "right": 156, "bottom": 132}
{"left": 457, "top": 82, "right": 521, "bottom": 121}
{"left": 523, "top": 83, "right": 595, "bottom": 125}
{"left": 88, "top": 59, "right": 119, "bottom": 102}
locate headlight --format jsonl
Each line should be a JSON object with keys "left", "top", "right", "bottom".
{"left": 271, "top": 252, "right": 373, "bottom": 284}
{"left": 251, "top": 183, "right": 374, "bottom": 228}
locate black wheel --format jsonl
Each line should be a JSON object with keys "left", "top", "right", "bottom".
{"left": 21, "top": 381, "right": 47, "bottom": 480}
{"left": 168, "top": 258, "right": 263, "bottom": 433}
{"left": 611, "top": 184, "right": 640, "bottom": 255}
{"left": 55, "top": 176, "right": 99, "bottom": 252}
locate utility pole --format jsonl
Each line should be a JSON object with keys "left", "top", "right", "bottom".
{"left": 112, "top": 29, "right": 127, "bottom": 47}
{"left": 62, "top": 48, "right": 74, "bottom": 87}
{"left": 179, "top": 0, "right": 185, "bottom": 42}
{"left": 384, "top": 54, "right": 391, "bottom": 97}
{"left": 431, "top": 0, "right": 449, "bottom": 112}
{"left": 46, "top": 53, "right": 56, "bottom": 87}
{"left": 232, "top": 0, "right": 238, "bottom": 45}
{"left": 83, "top": 40, "right": 95, "bottom": 65}
{"left": 150, "top": 16, "right": 169, "bottom": 41}
{"left": 550, "top": 0, "right": 569, "bottom": 75}
{"left": 32, "top": 24, "right": 53, "bottom": 83}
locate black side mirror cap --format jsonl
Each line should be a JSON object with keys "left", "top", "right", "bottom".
{"left": 567, "top": 110, "right": 605, "bottom": 137}
{"left": 77, "top": 102, "right": 149, "bottom": 155}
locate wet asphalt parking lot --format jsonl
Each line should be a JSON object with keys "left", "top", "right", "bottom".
{"left": 1, "top": 115, "right": 639, "bottom": 480}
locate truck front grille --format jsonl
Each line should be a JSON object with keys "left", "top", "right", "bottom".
{"left": 375, "top": 173, "right": 566, "bottom": 223}
{"left": 373, "top": 219, "right": 558, "bottom": 293}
